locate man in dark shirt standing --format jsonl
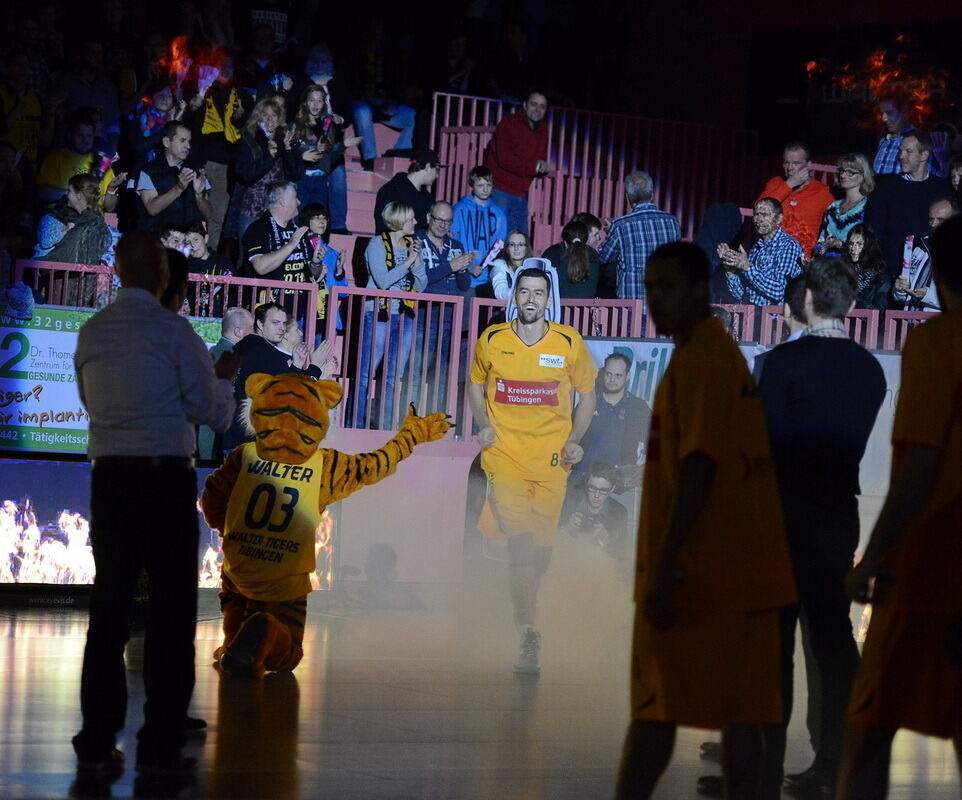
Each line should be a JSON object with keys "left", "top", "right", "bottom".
{"left": 574, "top": 352, "right": 650, "bottom": 488}
{"left": 865, "top": 130, "right": 950, "bottom": 280}
{"left": 373, "top": 150, "right": 440, "bottom": 234}
{"left": 756, "top": 258, "right": 886, "bottom": 797}
{"left": 136, "top": 121, "right": 213, "bottom": 235}
{"left": 72, "top": 233, "right": 238, "bottom": 773}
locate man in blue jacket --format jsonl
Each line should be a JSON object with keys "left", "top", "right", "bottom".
{"left": 416, "top": 201, "right": 474, "bottom": 412}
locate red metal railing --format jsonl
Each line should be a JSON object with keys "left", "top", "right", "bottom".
{"left": 431, "top": 91, "right": 760, "bottom": 252}
{"left": 645, "top": 303, "right": 758, "bottom": 343}
{"left": 324, "top": 286, "right": 465, "bottom": 431}
{"left": 881, "top": 310, "right": 938, "bottom": 350}
{"left": 14, "top": 260, "right": 320, "bottom": 344}
{"left": 757, "top": 305, "right": 880, "bottom": 349}
{"left": 10, "top": 259, "right": 941, "bottom": 439}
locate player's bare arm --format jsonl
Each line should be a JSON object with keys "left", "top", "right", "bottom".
{"left": 466, "top": 381, "right": 496, "bottom": 448}
{"left": 847, "top": 444, "right": 940, "bottom": 603}
{"left": 564, "top": 390, "right": 596, "bottom": 464}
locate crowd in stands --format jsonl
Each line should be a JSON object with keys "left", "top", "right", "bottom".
{"left": 0, "top": 2, "right": 609, "bottom": 280}
{"left": 3, "top": 2, "right": 962, "bottom": 434}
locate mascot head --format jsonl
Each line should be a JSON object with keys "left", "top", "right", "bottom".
{"left": 241, "top": 373, "right": 343, "bottom": 465}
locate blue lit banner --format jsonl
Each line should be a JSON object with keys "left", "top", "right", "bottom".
{"left": 585, "top": 337, "right": 898, "bottom": 498}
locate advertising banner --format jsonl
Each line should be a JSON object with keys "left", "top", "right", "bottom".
{"left": 585, "top": 338, "right": 898, "bottom": 498}
{"left": 0, "top": 306, "right": 221, "bottom": 455}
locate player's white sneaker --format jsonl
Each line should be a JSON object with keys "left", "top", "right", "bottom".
{"left": 513, "top": 627, "right": 541, "bottom": 674}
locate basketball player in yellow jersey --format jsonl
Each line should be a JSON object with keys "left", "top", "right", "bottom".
{"left": 837, "top": 216, "right": 962, "bottom": 800}
{"left": 468, "top": 268, "right": 597, "bottom": 674}
{"left": 615, "top": 243, "right": 795, "bottom": 800}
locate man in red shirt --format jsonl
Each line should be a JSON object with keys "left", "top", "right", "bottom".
{"left": 484, "top": 90, "right": 554, "bottom": 234}
{"left": 756, "top": 141, "right": 832, "bottom": 257}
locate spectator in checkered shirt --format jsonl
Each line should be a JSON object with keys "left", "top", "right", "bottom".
{"left": 873, "top": 94, "right": 948, "bottom": 178}
{"left": 718, "top": 198, "right": 803, "bottom": 306}
{"left": 874, "top": 95, "right": 916, "bottom": 176}
{"left": 598, "top": 170, "right": 681, "bottom": 300}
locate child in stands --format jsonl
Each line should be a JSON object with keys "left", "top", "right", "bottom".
{"left": 185, "top": 221, "right": 232, "bottom": 316}
{"left": 299, "top": 203, "right": 347, "bottom": 344}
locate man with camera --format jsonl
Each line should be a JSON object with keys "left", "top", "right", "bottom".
{"left": 559, "top": 461, "right": 628, "bottom": 559}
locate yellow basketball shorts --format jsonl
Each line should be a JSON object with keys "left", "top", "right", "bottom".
{"left": 478, "top": 458, "right": 567, "bottom": 547}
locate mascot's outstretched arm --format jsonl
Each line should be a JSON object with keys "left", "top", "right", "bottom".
{"left": 322, "top": 404, "right": 451, "bottom": 506}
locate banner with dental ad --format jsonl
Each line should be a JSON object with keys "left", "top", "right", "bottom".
{"left": 584, "top": 338, "right": 899, "bottom": 498}
{"left": 0, "top": 305, "right": 221, "bottom": 455}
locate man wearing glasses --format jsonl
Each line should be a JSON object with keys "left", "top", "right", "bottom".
{"left": 415, "top": 202, "right": 475, "bottom": 412}
{"left": 419, "top": 201, "right": 475, "bottom": 295}
{"left": 559, "top": 461, "right": 629, "bottom": 560}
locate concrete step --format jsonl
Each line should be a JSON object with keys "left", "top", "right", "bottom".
{"left": 348, "top": 188, "right": 377, "bottom": 213}
{"left": 345, "top": 167, "right": 382, "bottom": 192}
{"left": 346, "top": 208, "right": 375, "bottom": 236}
{"left": 328, "top": 232, "right": 359, "bottom": 254}
{"left": 373, "top": 156, "right": 410, "bottom": 180}
{"left": 343, "top": 122, "right": 406, "bottom": 159}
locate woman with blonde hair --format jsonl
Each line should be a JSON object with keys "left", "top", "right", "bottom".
{"left": 234, "top": 98, "right": 304, "bottom": 242}
{"left": 816, "top": 153, "right": 875, "bottom": 253}
{"left": 354, "top": 201, "right": 427, "bottom": 428}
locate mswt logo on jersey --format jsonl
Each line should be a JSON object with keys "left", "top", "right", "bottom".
{"left": 539, "top": 354, "right": 565, "bottom": 369}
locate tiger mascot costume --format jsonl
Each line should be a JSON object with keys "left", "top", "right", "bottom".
{"left": 201, "top": 373, "right": 450, "bottom": 678}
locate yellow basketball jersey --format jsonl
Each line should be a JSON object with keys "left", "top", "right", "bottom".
{"left": 470, "top": 321, "right": 597, "bottom": 478}
{"left": 223, "top": 443, "right": 325, "bottom": 602}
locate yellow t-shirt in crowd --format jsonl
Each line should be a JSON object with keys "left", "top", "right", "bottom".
{"left": 222, "top": 443, "right": 325, "bottom": 602}
{"left": 637, "top": 316, "right": 796, "bottom": 611}
{"left": 0, "top": 87, "right": 42, "bottom": 164}
{"left": 37, "top": 149, "right": 95, "bottom": 192}
{"left": 36, "top": 148, "right": 114, "bottom": 207}
{"left": 885, "top": 311, "right": 962, "bottom": 613}
{"left": 470, "top": 320, "right": 597, "bottom": 478}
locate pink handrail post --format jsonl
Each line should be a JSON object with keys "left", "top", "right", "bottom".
{"left": 447, "top": 296, "right": 464, "bottom": 425}
{"left": 757, "top": 305, "right": 783, "bottom": 346}
{"left": 881, "top": 310, "right": 938, "bottom": 350}
{"left": 14, "top": 261, "right": 318, "bottom": 343}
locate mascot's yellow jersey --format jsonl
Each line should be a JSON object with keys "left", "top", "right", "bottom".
{"left": 470, "top": 321, "right": 597, "bottom": 478}
{"left": 223, "top": 443, "right": 325, "bottom": 601}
